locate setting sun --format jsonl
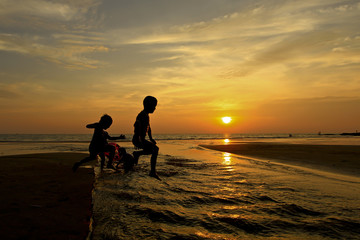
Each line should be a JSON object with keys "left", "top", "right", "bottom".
{"left": 222, "top": 117, "right": 232, "bottom": 124}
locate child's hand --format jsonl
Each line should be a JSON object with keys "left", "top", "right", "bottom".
{"left": 119, "top": 134, "right": 126, "bottom": 139}
{"left": 150, "top": 139, "right": 157, "bottom": 145}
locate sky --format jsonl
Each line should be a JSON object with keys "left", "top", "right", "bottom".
{"left": 0, "top": 0, "right": 359, "bottom": 134}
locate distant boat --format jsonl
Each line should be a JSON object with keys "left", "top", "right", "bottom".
{"left": 340, "top": 132, "right": 360, "bottom": 136}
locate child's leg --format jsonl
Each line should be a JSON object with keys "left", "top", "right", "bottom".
{"left": 133, "top": 149, "right": 146, "bottom": 165}
{"left": 132, "top": 137, "right": 150, "bottom": 164}
{"left": 150, "top": 145, "right": 159, "bottom": 174}
{"left": 132, "top": 141, "right": 145, "bottom": 164}
{"left": 140, "top": 141, "right": 160, "bottom": 179}
{"left": 72, "top": 153, "right": 97, "bottom": 172}
{"left": 98, "top": 152, "right": 106, "bottom": 170}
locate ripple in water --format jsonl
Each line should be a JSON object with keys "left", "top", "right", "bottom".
{"left": 90, "top": 151, "right": 360, "bottom": 240}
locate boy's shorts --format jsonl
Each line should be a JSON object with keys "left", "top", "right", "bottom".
{"left": 132, "top": 138, "right": 157, "bottom": 154}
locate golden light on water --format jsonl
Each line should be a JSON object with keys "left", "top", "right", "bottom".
{"left": 223, "top": 152, "right": 232, "bottom": 165}
{"left": 224, "top": 138, "right": 230, "bottom": 143}
{"left": 221, "top": 117, "right": 232, "bottom": 124}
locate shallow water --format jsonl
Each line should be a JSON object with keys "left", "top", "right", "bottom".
{"left": 90, "top": 141, "right": 360, "bottom": 240}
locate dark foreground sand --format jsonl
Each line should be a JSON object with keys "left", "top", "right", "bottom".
{"left": 201, "top": 143, "right": 360, "bottom": 177}
{"left": 0, "top": 152, "right": 94, "bottom": 240}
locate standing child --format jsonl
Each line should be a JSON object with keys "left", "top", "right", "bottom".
{"left": 132, "top": 96, "right": 160, "bottom": 179}
{"left": 73, "top": 114, "right": 125, "bottom": 172}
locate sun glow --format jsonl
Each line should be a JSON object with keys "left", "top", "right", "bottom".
{"left": 222, "top": 116, "right": 232, "bottom": 124}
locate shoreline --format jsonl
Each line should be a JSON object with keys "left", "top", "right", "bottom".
{"left": 0, "top": 152, "right": 94, "bottom": 240}
{"left": 201, "top": 143, "right": 360, "bottom": 178}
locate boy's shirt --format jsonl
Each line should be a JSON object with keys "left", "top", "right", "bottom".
{"left": 134, "top": 110, "right": 149, "bottom": 139}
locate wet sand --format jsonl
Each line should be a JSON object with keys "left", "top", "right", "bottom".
{"left": 201, "top": 143, "right": 360, "bottom": 177}
{"left": 0, "top": 152, "right": 94, "bottom": 240}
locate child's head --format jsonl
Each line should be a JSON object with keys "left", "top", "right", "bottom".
{"left": 99, "top": 114, "right": 113, "bottom": 129}
{"left": 143, "top": 96, "right": 157, "bottom": 113}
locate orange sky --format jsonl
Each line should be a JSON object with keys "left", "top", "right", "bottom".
{"left": 1, "top": 0, "right": 359, "bottom": 134}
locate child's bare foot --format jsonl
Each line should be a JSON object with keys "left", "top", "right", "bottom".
{"left": 149, "top": 171, "right": 161, "bottom": 180}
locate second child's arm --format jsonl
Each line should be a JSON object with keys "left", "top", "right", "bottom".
{"left": 148, "top": 127, "right": 156, "bottom": 145}
{"left": 108, "top": 134, "right": 126, "bottom": 140}
{"left": 86, "top": 123, "right": 98, "bottom": 128}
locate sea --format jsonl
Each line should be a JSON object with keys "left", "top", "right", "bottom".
{"left": 1, "top": 133, "right": 360, "bottom": 239}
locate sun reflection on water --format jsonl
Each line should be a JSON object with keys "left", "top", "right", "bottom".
{"left": 223, "top": 152, "right": 231, "bottom": 164}
{"left": 222, "top": 152, "right": 234, "bottom": 171}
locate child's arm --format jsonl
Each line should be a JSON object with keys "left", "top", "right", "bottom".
{"left": 108, "top": 134, "right": 126, "bottom": 140}
{"left": 86, "top": 123, "right": 98, "bottom": 128}
{"left": 148, "top": 126, "right": 156, "bottom": 144}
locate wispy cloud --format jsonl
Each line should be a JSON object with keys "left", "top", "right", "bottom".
{"left": 0, "top": 0, "right": 102, "bottom": 20}
{"left": 0, "top": 0, "right": 78, "bottom": 20}
{"left": 0, "top": 88, "right": 18, "bottom": 99}
{"left": 112, "top": 0, "right": 360, "bottom": 100}
{"left": 0, "top": 0, "right": 105, "bottom": 69}
{"left": 0, "top": 33, "right": 108, "bottom": 69}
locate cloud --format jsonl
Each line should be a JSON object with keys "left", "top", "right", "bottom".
{"left": 0, "top": 33, "right": 108, "bottom": 69}
{"left": 0, "top": 89, "right": 18, "bottom": 98}
{"left": 110, "top": 0, "right": 360, "bottom": 117}
{"left": 0, "top": 0, "right": 78, "bottom": 21}
{"left": 113, "top": 0, "right": 359, "bottom": 72}
{"left": 0, "top": 0, "right": 105, "bottom": 68}
{"left": 117, "top": 1, "right": 317, "bottom": 46}
{"left": 0, "top": 0, "right": 101, "bottom": 21}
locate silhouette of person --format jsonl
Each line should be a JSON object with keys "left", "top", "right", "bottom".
{"left": 132, "top": 96, "right": 160, "bottom": 180}
{"left": 73, "top": 114, "right": 125, "bottom": 172}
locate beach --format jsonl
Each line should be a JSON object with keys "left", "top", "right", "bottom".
{"left": 1, "top": 135, "right": 360, "bottom": 239}
{"left": 0, "top": 152, "right": 94, "bottom": 240}
{"left": 200, "top": 142, "right": 360, "bottom": 177}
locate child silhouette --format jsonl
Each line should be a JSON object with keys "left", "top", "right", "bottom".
{"left": 73, "top": 114, "right": 125, "bottom": 172}
{"left": 132, "top": 96, "right": 160, "bottom": 180}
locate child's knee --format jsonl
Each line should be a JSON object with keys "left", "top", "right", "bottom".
{"left": 153, "top": 145, "right": 159, "bottom": 153}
